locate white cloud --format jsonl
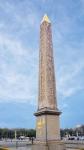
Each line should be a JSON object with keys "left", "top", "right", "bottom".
{"left": 0, "top": 33, "right": 38, "bottom": 104}
{"left": 0, "top": 34, "right": 27, "bottom": 56}
{"left": 56, "top": 58, "right": 84, "bottom": 98}
{"left": 0, "top": 0, "right": 39, "bottom": 32}
{"left": 0, "top": 71, "right": 37, "bottom": 103}
{"left": 52, "top": 3, "right": 84, "bottom": 99}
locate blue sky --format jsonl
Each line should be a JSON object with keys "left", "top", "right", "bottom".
{"left": 0, "top": 0, "right": 84, "bottom": 129}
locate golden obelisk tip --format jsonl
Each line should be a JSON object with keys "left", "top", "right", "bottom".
{"left": 41, "top": 14, "right": 51, "bottom": 24}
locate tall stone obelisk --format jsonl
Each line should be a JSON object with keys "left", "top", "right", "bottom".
{"left": 32, "top": 15, "right": 65, "bottom": 150}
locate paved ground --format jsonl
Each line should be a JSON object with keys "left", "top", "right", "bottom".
{"left": 0, "top": 139, "right": 84, "bottom": 149}
{"left": 0, "top": 139, "right": 31, "bottom": 147}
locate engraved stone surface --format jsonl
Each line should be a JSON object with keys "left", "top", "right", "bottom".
{"left": 38, "top": 18, "right": 57, "bottom": 110}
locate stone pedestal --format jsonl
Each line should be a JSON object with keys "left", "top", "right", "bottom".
{"left": 35, "top": 109, "right": 61, "bottom": 141}
{"left": 32, "top": 140, "right": 66, "bottom": 150}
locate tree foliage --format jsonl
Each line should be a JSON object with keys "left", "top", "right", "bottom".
{"left": 60, "top": 125, "right": 84, "bottom": 137}
{"left": 0, "top": 128, "right": 36, "bottom": 139}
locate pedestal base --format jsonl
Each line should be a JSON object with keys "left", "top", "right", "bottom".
{"left": 32, "top": 140, "right": 66, "bottom": 150}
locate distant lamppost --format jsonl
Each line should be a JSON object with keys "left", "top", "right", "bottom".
{"left": 15, "top": 130, "right": 17, "bottom": 140}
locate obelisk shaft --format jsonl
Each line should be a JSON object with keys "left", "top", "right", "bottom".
{"left": 38, "top": 16, "right": 57, "bottom": 110}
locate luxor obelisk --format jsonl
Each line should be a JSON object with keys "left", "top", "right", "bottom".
{"left": 32, "top": 15, "right": 65, "bottom": 150}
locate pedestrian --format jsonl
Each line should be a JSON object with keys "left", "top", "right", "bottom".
{"left": 31, "top": 137, "right": 33, "bottom": 144}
